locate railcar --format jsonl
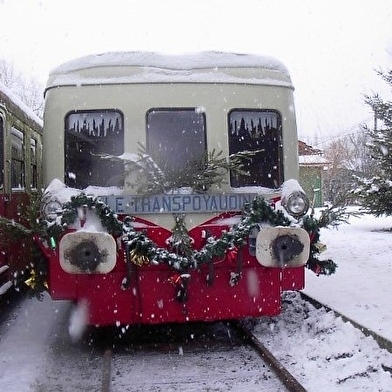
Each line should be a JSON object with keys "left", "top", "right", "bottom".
{"left": 38, "top": 51, "right": 311, "bottom": 326}
{"left": 0, "top": 82, "right": 43, "bottom": 296}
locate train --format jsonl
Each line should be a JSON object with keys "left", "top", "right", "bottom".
{"left": 0, "top": 81, "right": 43, "bottom": 297}
{"left": 36, "top": 51, "right": 312, "bottom": 326}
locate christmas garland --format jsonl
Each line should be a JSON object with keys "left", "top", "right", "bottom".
{"left": 121, "top": 197, "right": 338, "bottom": 276}
{"left": 44, "top": 193, "right": 122, "bottom": 242}
{"left": 23, "top": 193, "right": 123, "bottom": 298}
{"left": 121, "top": 195, "right": 292, "bottom": 272}
{"left": 5, "top": 191, "right": 339, "bottom": 298}
{"left": 39, "top": 192, "right": 337, "bottom": 276}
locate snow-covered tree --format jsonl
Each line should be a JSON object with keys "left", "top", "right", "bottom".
{"left": 0, "top": 59, "right": 44, "bottom": 118}
{"left": 354, "top": 68, "right": 392, "bottom": 216}
{"left": 324, "top": 127, "right": 376, "bottom": 205}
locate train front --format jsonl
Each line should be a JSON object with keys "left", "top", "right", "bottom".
{"left": 37, "top": 52, "right": 311, "bottom": 326}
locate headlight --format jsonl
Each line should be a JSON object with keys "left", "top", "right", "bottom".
{"left": 59, "top": 231, "right": 116, "bottom": 274}
{"left": 42, "top": 198, "right": 62, "bottom": 221}
{"left": 256, "top": 227, "right": 310, "bottom": 267}
{"left": 283, "top": 191, "right": 309, "bottom": 218}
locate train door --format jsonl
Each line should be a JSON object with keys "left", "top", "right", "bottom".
{"left": 0, "top": 116, "right": 33, "bottom": 294}
{"left": 0, "top": 112, "right": 11, "bottom": 294}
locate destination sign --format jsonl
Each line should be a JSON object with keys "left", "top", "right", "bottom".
{"left": 99, "top": 193, "right": 256, "bottom": 214}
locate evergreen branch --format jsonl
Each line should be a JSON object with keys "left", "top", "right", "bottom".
{"left": 0, "top": 191, "right": 43, "bottom": 241}
{"left": 316, "top": 203, "right": 357, "bottom": 229}
{"left": 122, "top": 196, "right": 295, "bottom": 271}
{"left": 228, "top": 149, "right": 261, "bottom": 176}
{"left": 306, "top": 257, "right": 337, "bottom": 276}
{"left": 0, "top": 215, "right": 32, "bottom": 240}
{"left": 96, "top": 147, "right": 259, "bottom": 194}
{"left": 355, "top": 67, "right": 392, "bottom": 217}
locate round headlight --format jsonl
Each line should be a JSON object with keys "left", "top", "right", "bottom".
{"left": 42, "top": 198, "right": 62, "bottom": 221}
{"left": 283, "top": 191, "right": 309, "bottom": 218}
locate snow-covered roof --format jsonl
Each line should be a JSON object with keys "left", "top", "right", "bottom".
{"left": 45, "top": 51, "right": 294, "bottom": 91}
{"left": 299, "top": 155, "right": 329, "bottom": 165}
{"left": 0, "top": 81, "right": 43, "bottom": 129}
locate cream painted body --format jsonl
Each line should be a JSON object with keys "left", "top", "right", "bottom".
{"left": 43, "top": 52, "right": 300, "bottom": 230}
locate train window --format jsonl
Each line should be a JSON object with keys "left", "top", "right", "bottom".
{"left": 0, "top": 117, "right": 3, "bottom": 189}
{"left": 11, "top": 127, "right": 25, "bottom": 190}
{"left": 65, "top": 110, "right": 124, "bottom": 188}
{"left": 146, "top": 108, "right": 206, "bottom": 182}
{"left": 30, "top": 138, "right": 38, "bottom": 189}
{"left": 228, "top": 110, "right": 283, "bottom": 189}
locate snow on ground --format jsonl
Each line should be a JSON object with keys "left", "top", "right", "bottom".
{"left": 0, "top": 295, "right": 69, "bottom": 392}
{"left": 253, "top": 291, "right": 392, "bottom": 391}
{"left": 304, "top": 210, "right": 392, "bottom": 342}
{"left": 252, "top": 208, "right": 392, "bottom": 391}
{"left": 0, "top": 210, "right": 392, "bottom": 390}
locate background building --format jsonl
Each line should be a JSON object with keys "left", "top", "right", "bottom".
{"left": 298, "top": 141, "right": 329, "bottom": 207}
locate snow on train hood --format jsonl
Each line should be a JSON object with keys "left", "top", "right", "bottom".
{"left": 45, "top": 51, "right": 294, "bottom": 91}
{"left": 44, "top": 178, "right": 123, "bottom": 205}
{"left": 50, "top": 51, "right": 290, "bottom": 74}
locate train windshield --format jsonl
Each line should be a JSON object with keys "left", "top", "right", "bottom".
{"left": 228, "top": 110, "right": 283, "bottom": 189}
{"left": 65, "top": 110, "right": 124, "bottom": 188}
{"left": 146, "top": 108, "right": 207, "bottom": 185}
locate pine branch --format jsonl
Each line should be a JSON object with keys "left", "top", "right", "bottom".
{"left": 0, "top": 216, "right": 32, "bottom": 240}
{"left": 0, "top": 191, "right": 44, "bottom": 241}
{"left": 96, "top": 147, "right": 259, "bottom": 194}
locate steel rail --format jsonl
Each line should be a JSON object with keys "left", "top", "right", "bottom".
{"left": 101, "top": 348, "right": 112, "bottom": 392}
{"left": 100, "top": 320, "right": 308, "bottom": 391}
{"left": 230, "top": 321, "right": 308, "bottom": 392}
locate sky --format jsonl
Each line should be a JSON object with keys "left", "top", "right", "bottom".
{"left": 1, "top": 0, "right": 392, "bottom": 144}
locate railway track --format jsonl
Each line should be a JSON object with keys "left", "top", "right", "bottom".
{"left": 99, "top": 321, "right": 308, "bottom": 392}
{"left": 98, "top": 293, "right": 392, "bottom": 391}
{"left": 2, "top": 291, "right": 391, "bottom": 390}
{"left": 231, "top": 321, "right": 307, "bottom": 392}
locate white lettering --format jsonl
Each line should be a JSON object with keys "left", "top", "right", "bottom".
{"left": 102, "top": 194, "right": 256, "bottom": 214}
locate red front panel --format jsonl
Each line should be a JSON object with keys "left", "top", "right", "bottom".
{"left": 45, "top": 214, "right": 305, "bottom": 326}
{"left": 49, "top": 261, "right": 285, "bottom": 326}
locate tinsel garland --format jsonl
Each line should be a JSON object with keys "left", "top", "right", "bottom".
{"left": 40, "top": 193, "right": 337, "bottom": 275}
{"left": 301, "top": 214, "right": 338, "bottom": 275}
{"left": 24, "top": 241, "right": 48, "bottom": 300}
{"left": 0, "top": 191, "right": 339, "bottom": 300}
{"left": 122, "top": 196, "right": 292, "bottom": 271}
{"left": 23, "top": 193, "right": 123, "bottom": 297}
{"left": 44, "top": 193, "right": 123, "bottom": 241}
